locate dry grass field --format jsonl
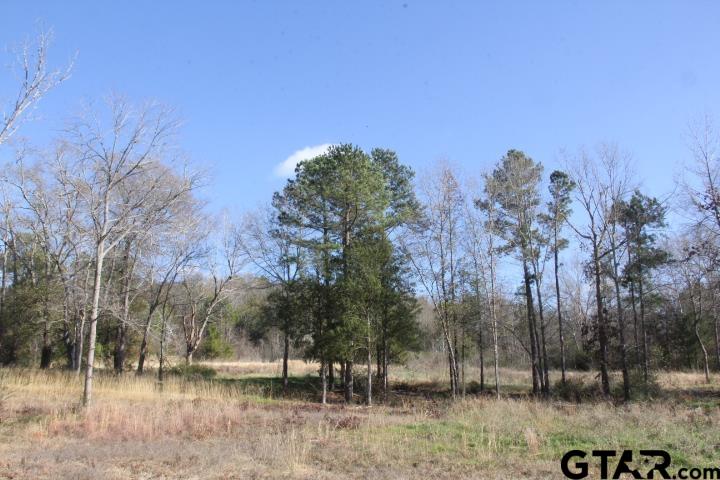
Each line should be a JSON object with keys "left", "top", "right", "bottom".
{"left": 0, "top": 359, "right": 717, "bottom": 479}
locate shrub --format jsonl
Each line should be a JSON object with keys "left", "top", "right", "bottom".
{"left": 572, "top": 347, "right": 593, "bottom": 372}
{"left": 196, "top": 324, "right": 234, "bottom": 360}
{"left": 628, "top": 369, "right": 662, "bottom": 400}
{"left": 553, "top": 377, "right": 602, "bottom": 402}
{"left": 465, "top": 380, "right": 483, "bottom": 394}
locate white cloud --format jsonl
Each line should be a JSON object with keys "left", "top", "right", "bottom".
{"left": 274, "top": 143, "right": 333, "bottom": 177}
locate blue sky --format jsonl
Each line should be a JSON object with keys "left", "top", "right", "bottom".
{"left": 2, "top": 1, "right": 719, "bottom": 214}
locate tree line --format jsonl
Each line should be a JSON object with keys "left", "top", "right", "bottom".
{"left": 1, "top": 32, "right": 719, "bottom": 406}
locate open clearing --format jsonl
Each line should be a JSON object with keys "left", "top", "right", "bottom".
{"left": 0, "top": 361, "right": 718, "bottom": 480}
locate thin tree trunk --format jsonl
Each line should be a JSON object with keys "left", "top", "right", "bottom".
{"left": 491, "top": 297, "right": 500, "bottom": 399}
{"left": 40, "top": 322, "right": 52, "bottom": 369}
{"left": 489, "top": 245, "right": 500, "bottom": 399}
{"left": 553, "top": 230, "right": 567, "bottom": 384}
{"left": 695, "top": 322, "right": 711, "bottom": 383}
{"left": 60, "top": 279, "right": 76, "bottom": 370}
{"left": 0, "top": 239, "right": 6, "bottom": 355}
{"left": 40, "top": 263, "right": 52, "bottom": 369}
{"left": 478, "top": 333, "right": 485, "bottom": 392}
{"left": 341, "top": 209, "right": 354, "bottom": 404}
{"left": 533, "top": 312, "right": 545, "bottom": 393}
{"left": 532, "top": 261, "right": 550, "bottom": 394}
{"left": 158, "top": 309, "right": 168, "bottom": 384}
{"left": 442, "top": 319, "right": 458, "bottom": 398}
{"left": 448, "top": 347, "right": 456, "bottom": 395}
{"left": 610, "top": 245, "right": 630, "bottom": 401}
{"left": 338, "top": 361, "right": 344, "bottom": 390}
{"left": 474, "top": 282, "right": 485, "bottom": 391}
{"left": 113, "top": 325, "right": 127, "bottom": 373}
{"left": 461, "top": 327, "right": 466, "bottom": 396}
{"left": 282, "top": 331, "right": 289, "bottom": 391}
{"left": 376, "top": 343, "right": 382, "bottom": 381}
{"left": 136, "top": 321, "right": 151, "bottom": 375}
{"left": 83, "top": 241, "right": 106, "bottom": 407}
{"left": 715, "top": 314, "right": 720, "bottom": 371}
{"left": 75, "top": 264, "right": 91, "bottom": 375}
{"left": 592, "top": 240, "right": 611, "bottom": 396}
{"left": 712, "top": 289, "right": 720, "bottom": 371}
{"left": 690, "top": 287, "right": 710, "bottom": 383}
{"left": 383, "top": 334, "right": 389, "bottom": 400}
{"left": 344, "top": 360, "right": 353, "bottom": 403}
{"left": 137, "top": 290, "right": 159, "bottom": 375}
{"left": 366, "top": 314, "right": 372, "bottom": 406}
{"left": 75, "top": 309, "right": 86, "bottom": 375}
{"left": 455, "top": 323, "right": 462, "bottom": 396}
{"left": 625, "top": 237, "right": 642, "bottom": 369}
{"left": 114, "top": 242, "right": 135, "bottom": 373}
{"left": 0, "top": 238, "right": 7, "bottom": 320}
{"left": 62, "top": 307, "right": 75, "bottom": 370}
{"left": 40, "top": 322, "right": 52, "bottom": 368}
{"left": 320, "top": 358, "right": 327, "bottom": 405}
{"left": 638, "top": 269, "right": 649, "bottom": 382}
{"left": 629, "top": 280, "right": 641, "bottom": 367}
{"left": 522, "top": 259, "right": 540, "bottom": 395}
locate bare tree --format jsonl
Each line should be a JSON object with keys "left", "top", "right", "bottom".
{"left": 462, "top": 180, "right": 487, "bottom": 392}
{"left": 669, "top": 234, "right": 712, "bottom": 382}
{"left": 604, "top": 156, "right": 634, "bottom": 401}
{"left": 405, "top": 163, "right": 464, "bottom": 398}
{"left": 237, "top": 205, "right": 302, "bottom": 389}
{"left": 683, "top": 114, "right": 720, "bottom": 370}
{"left": 470, "top": 176, "right": 502, "bottom": 398}
{"left": 180, "top": 218, "right": 242, "bottom": 364}
{"left": 567, "top": 144, "right": 633, "bottom": 398}
{"left": 60, "top": 97, "right": 198, "bottom": 406}
{"left": 135, "top": 217, "right": 204, "bottom": 374}
{"left": 562, "top": 253, "right": 595, "bottom": 361}
{"left": 0, "top": 182, "right": 17, "bottom": 346}
{"left": 8, "top": 152, "right": 79, "bottom": 368}
{"left": 1, "top": 29, "right": 72, "bottom": 146}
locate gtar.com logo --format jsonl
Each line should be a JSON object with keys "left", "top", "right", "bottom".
{"left": 560, "top": 450, "right": 720, "bottom": 479}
